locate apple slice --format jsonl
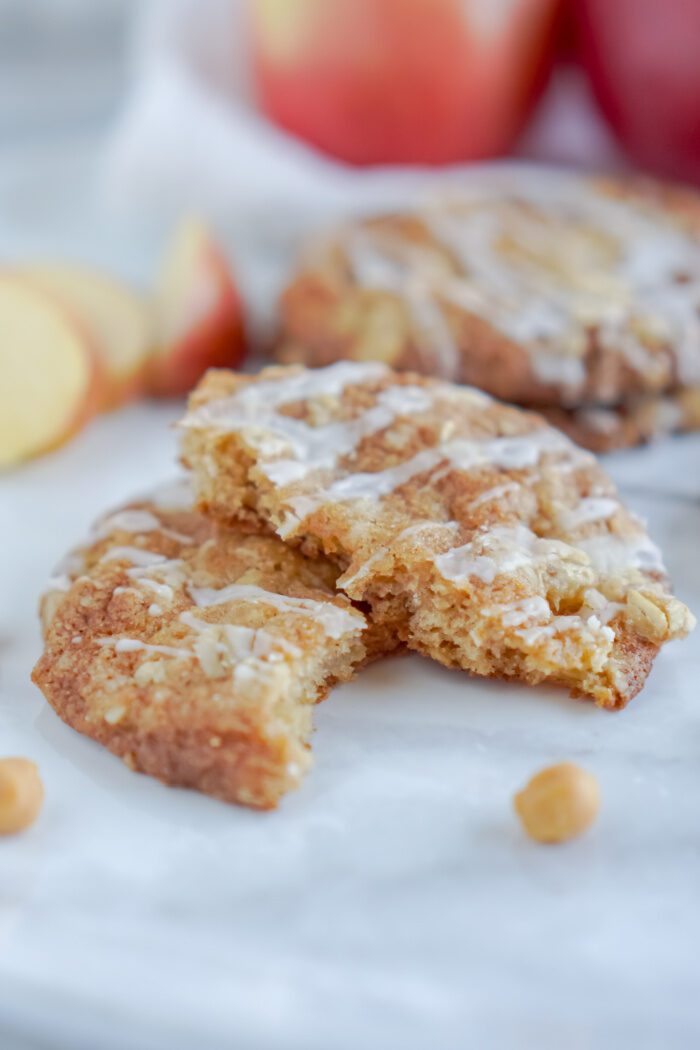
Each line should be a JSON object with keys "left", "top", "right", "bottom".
{"left": 0, "top": 278, "right": 103, "bottom": 469}
{"left": 16, "top": 265, "right": 152, "bottom": 410}
{"left": 148, "top": 218, "right": 246, "bottom": 398}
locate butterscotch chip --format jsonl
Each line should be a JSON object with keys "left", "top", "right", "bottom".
{"left": 514, "top": 763, "right": 600, "bottom": 844}
{"left": 181, "top": 362, "right": 694, "bottom": 709}
{"left": 276, "top": 171, "right": 700, "bottom": 410}
{"left": 0, "top": 758, "right": 44, "bottom": 835}
{"left": 33, "top": 477, "right": 391, "bottom": 810}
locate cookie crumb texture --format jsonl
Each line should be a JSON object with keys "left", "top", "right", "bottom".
{"left": 33, "top": 478, "right": 381, "bottom": 809}
{"left": 182, "top": 362, "right": 694, "bottom": 709}
{"left": 514, "top": 763, "right": 600, "bottom": 844}
{"left": 276, "top": 172, "right": 700, "bottom": 411}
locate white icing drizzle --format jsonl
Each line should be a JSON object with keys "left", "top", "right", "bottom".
{"left": 127, "top": 556, "right": 184, "bottom": 581}
{"left": 101, "top": 547, "right": 167, "bottom": 568}
{"left": 99, "top": 546, "right": 184, "bottom": 604}
{"left": 133, "top": 577, "right": 176, "bottom": 602}
{"left": 557, "top": 497, "right": 619, "bottom": 530}
{"left": 578, "top": 534, "right": 666, "bottom": 576}
{"left": 310, "top": 447, "right": 442, "bottom": 510}
{"left": 125, "top": 556, "right": 186, "bottom": 605}
{"left": 97, "top": 637, "right": 189, "bottom": 658}
{"left": 96, "top": 585, "right": 326, "bottom": 682}
{"left": 479, "top": 594, "right": 617, "bottom": 650}
{"left": 434, "top": 519, "right": 663, "bottom": 589}
{"left": 179, "top": 611, "right": 301, "bottom": 669}
{"left": 189, "top": 583, "right": 364, "bottom": 639}
{"left": 380, "top": 384, "right": 435, "bottom": 415}
{"left": 94, "top": 509, "right": 165, "bottom": 538}
{"left": 97, "top": 605, "right": 306, "bottom": 680}
{"left": 480, "top": 596, "right": 551, "bottom": 627}
{"left": 398, "top": 520, "right": 460, "bottom": 541}
{"left": 434, "top": 524, "right": 560, "bottom": 585}
{"left": 345, "top": 230, "right": 461, "bottom": 378}
{"left": 516, "top": 614, "right": 615, "bottom": 648}
{"left": 93, "top": 509, "right": 193, "bottom": 545}
{"left": 468, "top": 482, "right": 520, "bottom": 509}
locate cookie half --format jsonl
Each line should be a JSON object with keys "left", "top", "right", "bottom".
{"left": 33, "top": 477, "right": 381, "bottom": 809}
{"left": 181, "top": 363, "right": 694, "bottom": 709}
{"left": 276, "top": 171, "right": 700, "bottom": 408}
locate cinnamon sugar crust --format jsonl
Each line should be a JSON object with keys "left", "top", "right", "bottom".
{"left": 182, "top": 363, "right": 694, "bottom": 709}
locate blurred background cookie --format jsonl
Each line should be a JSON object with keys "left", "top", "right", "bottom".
{"left": 276, "top": 170, "right": 700, "bottom": 448}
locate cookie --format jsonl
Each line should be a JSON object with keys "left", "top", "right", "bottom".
{"left": 33, "top": 477, "right": 383, "bottom": 809}
{"left": 181, "top": 363, "right": 694, "bottom": 709}
{"left": 542, "top": 385, "right": 700, "bottom": 453}
{"left": 276, "top": 171, "right": 700, "bottom": 408}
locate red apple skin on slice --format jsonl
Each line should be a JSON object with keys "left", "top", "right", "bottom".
{"left": 0, "top": 278, "right": 104, "bottom": 469}
{"left": 148, "top": 219, "right": 247, "bottom": 398}
{"left": 15, "top": 265, "right": 153, "bottom": 411}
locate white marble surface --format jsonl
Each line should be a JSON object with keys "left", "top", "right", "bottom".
{"left": 0, "top": 23, "right": 699, "bottom": 1044}
{"left": 1, "top": 401, "right": 700, "bottom": 1050}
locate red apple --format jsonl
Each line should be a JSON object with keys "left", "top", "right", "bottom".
{"left": 148, "top": 219, "right": 247, "bottom": 398}
{"left": 575, "top": 0, "right": 700, "bottom": 184}
{"left": 251, "top": 0, "right": 561, "bottom": 166}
